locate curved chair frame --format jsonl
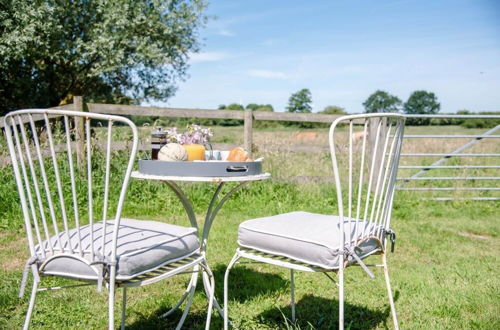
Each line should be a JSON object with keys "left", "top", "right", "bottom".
{"left": 4, "top": 109, "right": 214, "bottom": 329}
{"left": 224, "top": 113, "right": 405, "bottom": 329}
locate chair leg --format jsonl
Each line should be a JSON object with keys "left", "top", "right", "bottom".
{"left": 175, "top": 266, "right": 198, "bottom": 330}
{"left": 338, "top": 256, "right": 344, "bottom": 330}
{"left": 290, "top": 269, "right": 296, "bottom": 323}
{"left": 22, "top": 278, "right": 39, "bottom": 330}
{"left": 224, "top": 252, "right": 240, "bottom": 330}
{"left": 203, "top": 270, "right": 225, "bottom": 318}
{"left": 109, "top": 265, "right": 117, "bottom": 330}
{"left": 202, "top": 262, "right": 215, "bottom": 330}
{"left": 121, "top": 287, "right": 127, "bottom": 330}
{"left": 382, "top": 253, "right": 399, "bottom": 330}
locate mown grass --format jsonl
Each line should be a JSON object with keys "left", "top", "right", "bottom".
{"left": 0, "top": 125, "right": 499, "bottom": 329}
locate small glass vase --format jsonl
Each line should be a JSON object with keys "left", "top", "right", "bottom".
{"left": 183, "top": 144, "right": 206, "bottom": 161}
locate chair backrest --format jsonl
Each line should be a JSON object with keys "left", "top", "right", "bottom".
{"left": 328, "top": 113, "right": 405, "bottom": 250}
{"left": 4, "top": 109, "right": 138, "bottom": 263}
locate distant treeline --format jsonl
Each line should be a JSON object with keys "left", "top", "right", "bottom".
{"left": 427, "top": 111, "right": 500, "bottom": 128}
{"left": 129, "top": 109, "right": 500, "bottom": 130}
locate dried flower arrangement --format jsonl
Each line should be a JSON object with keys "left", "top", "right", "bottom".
{"left": 165, "top": 124, "right": 213, "bottom": 145}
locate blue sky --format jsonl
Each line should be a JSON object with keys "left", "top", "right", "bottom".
{"left": 163, "top": 0, "right": 500, "bottom": 113}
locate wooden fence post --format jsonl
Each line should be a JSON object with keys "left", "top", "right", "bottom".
{"left": 73, "top": 96, "right": 85, "bottom": 166}
{"left": 244, "top": 109, "right": 253, "bottom": 157}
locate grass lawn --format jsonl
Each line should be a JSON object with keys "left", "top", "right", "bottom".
{"left": 0, "top": 124, "right": 498, "bottom": 329}
{"left": 0, "top": 181, "right": 498, "bottom": 329}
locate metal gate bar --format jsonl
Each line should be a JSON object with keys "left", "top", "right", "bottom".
{"left": 400, "top": 153, "right": 500, "bottom": 157}
{"left": 398, "top": 187, "right": 500, "bottom": 191}
{"left": 397, "top": 114, "right": 500, "bottom": 201}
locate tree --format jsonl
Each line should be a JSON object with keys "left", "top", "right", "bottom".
{"left": 320, "top": 105, "right": 346, "bottom": 115}
{"left": 219, "top": 103, "right": 244, "bottom": 110}
{"left": 404, "top": 90, "right": 440, "bottom": 125}
{"left": 286, "top": 88, "right": 312, "bottom": 113}
{"left": 246, "top": 103, "right": 274, "bottom": 112}
{"left": 0, "top": 0, "right": 207, "bottom": 115}
{"left": 363, "top": 90, "right": 402, "bottom": 113}
{"left": 244, "top": 103, "right": 275, "bottom": 128}
{"left": 218, "top": 103, "right": 244, "bottom": 126}
{"left": 404, "top": 90, "right": 440, "bottom": 115}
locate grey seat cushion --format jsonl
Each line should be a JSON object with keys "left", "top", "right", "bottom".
{"left": 238, "top": 211, "right": 383, "bottom": 269}
{"left": 37, "top": 219, "right": 199, "bottom": 280}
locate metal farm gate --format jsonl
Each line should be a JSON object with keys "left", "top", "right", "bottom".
{"left": 397, "top": 114, "right": 500, "bottom": 201}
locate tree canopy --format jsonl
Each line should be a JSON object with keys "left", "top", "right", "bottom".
{"left": 363, "top": 90, "right": 402, "bottom": 113}
{"left": 286, "top": 88, "right": 312, "bottom": 113}
{"left": 246, "top": 103, "right": 274, "bottom": 112}
{"left": 0, "top": 0, "right": 207, "bottom": 115}
{"left": 320, "top": 105, "right": 346, "bottom": 115}
{"left": 218, "top": 103, "right": 244, "bottom": 111}
{"left": 404, "top": 90, "right": 440, "bottom": 125}
{"left": 217, "top": 103, "right": 244, "bottom": 126}
{"left": 404, "top": 90, "right": 440, "bottom": 115}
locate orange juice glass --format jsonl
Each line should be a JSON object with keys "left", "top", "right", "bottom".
{"left": 183, "top": 144, "right": 206, "bottom": 161}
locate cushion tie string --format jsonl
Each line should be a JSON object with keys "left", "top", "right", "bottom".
{"left": 385, "top": 229, "right": 396, "bottom": 253}
{"left": 90, "top": 252, "right": 114, "bottom": 293}
{"left": 344, "top": 248, "right": 375, "bottom": 279}
{"left": 19, "top": 256, "right": 40, "bottom": 298}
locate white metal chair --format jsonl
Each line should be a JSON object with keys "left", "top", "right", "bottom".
{"left": 224, "top": 113, "right": 405, "bottom": 329}
{"left": 4, "top": 109, "right": 214, "bottom": 330}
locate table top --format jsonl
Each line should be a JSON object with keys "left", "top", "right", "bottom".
{"left": 131, "top": 171, "right": 271, "bottom": 183}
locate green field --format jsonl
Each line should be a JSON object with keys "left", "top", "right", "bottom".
{"left": 0, "top": 125, "right": 499, "bottom": 329}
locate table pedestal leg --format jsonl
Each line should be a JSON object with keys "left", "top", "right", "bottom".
{"left": 200, "top": 181, "right": 250, "bottom": 321}
{"left": 202, "top": 269, "right": 225, "bottom": 317}
{"left": 163, "top": 181, "right": 198, "bottom": 229}
{"left": 163, "top": 180, "right": 251, "bottom": 323}
{"left": 201, "top": 182, "right": 250, "bottom": 251}
{"left": 160, "top": 268, "right": 199, "bottom": 318}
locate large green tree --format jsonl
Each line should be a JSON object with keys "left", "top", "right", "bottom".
{"left": 404, "top": 90, "right": 440, "bottom": 115}
{"left": 404, "top": 90, "right": 440, "bottom": 125}
{"left": 286, "top": 88, "right": 312, "bottom": 113}
{"left": 0, "top": 0, "right": 207, "bottom": 114}
{"left": 363, "top": 90, "right": 402, "bottom": 113}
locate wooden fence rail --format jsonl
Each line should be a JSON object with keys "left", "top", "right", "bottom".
{"left": 86, "top": 101, "right": 343, "bottom": 158}
{"left": 0, "top": 96, "right": 343, "bottom": 163}
{"left": 85, "top": 102, "right": 343, "bottom": 123}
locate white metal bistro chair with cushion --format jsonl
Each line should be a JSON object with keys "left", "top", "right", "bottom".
{"left": 4, "top": 109, "right": 214, "bottom": 330}
{"left": 224, "top": 113, "right": 405, "bottom": 329}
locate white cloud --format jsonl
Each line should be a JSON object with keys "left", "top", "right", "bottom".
{"left": 247, "top": 69, "right": 287, "bottom": 79}
{"left": 217, "top": 29, "right": 235, "bottom": 37}
{"left": 262, "top": 39, "right": 276, "bottom": 46}
{"left": 188, "top": 51, "right": 229, "bottom": 63}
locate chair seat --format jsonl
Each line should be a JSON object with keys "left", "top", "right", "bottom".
{"left": 36, "top": 219, "right": 200, "bottom": 280}
{"left": 238, "top": 211, "right": 383, "bottom": 269}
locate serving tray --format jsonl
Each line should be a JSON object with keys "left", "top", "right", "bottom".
{"left": 138, "top": 159, "right": 262, "bottom": 177}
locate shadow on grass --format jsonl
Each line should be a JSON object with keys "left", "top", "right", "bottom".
{"left": 125, "top": 265, "right": 288, "bottom": 329}
{"left": 257, "top": 294, "right": 392, "bottom": 330}
{"left": 125, "top": 306, "right": 212, "bottom": 330}
{"left": 126, "top": 267, "right": 398, "bottom": 329}
{"left": 210, "top": 264, "right": 289, "bottom": 302}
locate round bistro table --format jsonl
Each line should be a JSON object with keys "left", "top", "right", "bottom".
{"left": 130, "top": 171, "right": 271, "bottom": 323}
